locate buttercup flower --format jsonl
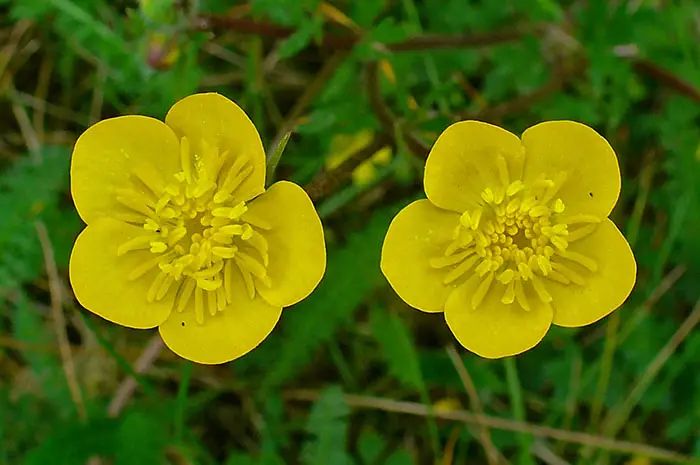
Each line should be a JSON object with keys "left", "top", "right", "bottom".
{"left": 70, "top": 93, "right": 326, "bottom": 364}
{"left": 381, "top": 121, "right": 636, "bottom": 358}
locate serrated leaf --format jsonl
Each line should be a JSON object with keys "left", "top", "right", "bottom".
{"left": 301, "top": 386, "right": 352, "bottom": 465}
{"left": 370, "top": 307, "right": 423, "bottom": 390}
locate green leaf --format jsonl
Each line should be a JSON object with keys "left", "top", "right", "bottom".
{"left": 357, "top": 430, "right": 385, "bottom": 463}
{"left": 0, "top": 147, "right": 79, "bottom": 292}
{"left": 23, "top": 417, "right": 119, "bottom": 465}
{"left": 115, "top": 411, "right": 169, "bottom": 465}
{"left": 301, "top": 386, "right": 352, "bottom": 465}
{"left": 12, "top": 293, "right": 73, "bottom": 414}
{"left": 277, "top": 14, "right": 324, "bottom": 59}
{"left": 369, "top": 307, "right": 423, "bottom": 390}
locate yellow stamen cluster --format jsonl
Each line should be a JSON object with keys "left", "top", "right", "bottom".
{"left": 431, "top": 155, "right": 600, "bottom": 311}
{"left": 115, "top": 137, "right": 271, "bottom": 324}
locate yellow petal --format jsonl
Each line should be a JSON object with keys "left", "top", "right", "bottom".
{"left": 71, "top": 115, "right": 181, "bottom": 224}
{"left": 165, "top": 93, "right": 266, "bottom": 202}
{"left": 380, "top": 199, "right": 461, "bottom": 313}
{"left": 549, "top": 218, "right": 636, "bottom": 327}
{"left": 521, "top": 121, "right": 621, "bottom": 218}
{"left": 159, "top": 265, "right": 282, "bottom": 364}
{"left": 69, "top": 218, "right": 175, "bottom": 329}
{"left": 245, "top": 181, "right": 326, "bottom": 308}
{"left": 424, "top": 121, "right": 524, "bottom": 213}
{"left": 445, "top": 274, "right": 553, "bottom": 358}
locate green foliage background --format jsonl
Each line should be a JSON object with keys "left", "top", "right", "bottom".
{"left": 1, "top": 0, "right": 699, "bottom": 464}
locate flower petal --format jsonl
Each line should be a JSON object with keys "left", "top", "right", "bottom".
{"left": 445, "top": 274, "right": 553, "bottom": 358}
{"left": 165, "top": 93, "right": 266, "bottom": 202}
{"left": 246, "top": 181, "right": 326, "bottom": 308}
{"left": 69, "top": 218, "right": 175, "bottom": 329}
{"left": 549, "top": 218, "right": 636, "bottom": 327}
{"left": 158, "top": 268, "right": 282, "bottom": 364}
{"left": 521, "top": 121, "right": 621, "bottom": 218}
{"left": 381, "top": 199, "right": 461, "bottom": 313}
{"left": 424, "top": 121, "right": 524, "bottom": 213}
{"left": 71, "top": 116, "right": 181, "bottom": 224}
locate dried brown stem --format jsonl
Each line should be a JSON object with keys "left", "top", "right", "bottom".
{"left": 365, "top": 61, "right": 430, "bottom": 158}
{"left": 107, "top": 335, "right": 165, "bottom": 417}
{"left": 36, "top": 220, "right": 87, "bottom": 421}
{"left": 285, "top": 390, "right": 694, "bottom": 463}
{"left": 602, "top": 297, "right": 700, "bottom": 438}
{"left": 196, "top": 15, "right": 532, "bottom": 53}
{"left": 446, "top": 345, "right": 503, "bottom": 465}
{"left": 304, "top": 133, "right": 393, "bottom": 201}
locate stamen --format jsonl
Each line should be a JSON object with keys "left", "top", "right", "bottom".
{"left": 531, "top": 275, "right": 552, "bottom": 303}
{"left": 177, "top": 279, "right": 196, "bottom": 312}
{"left": 514, "top": 279, "right": 530, "bottom": 311}
{"left": 430, "top": 250, "right": 472, "bottom": 269}
{"left": 558, "top": 250, "right": 598, "bottom": 272}
{"left": 496, "top": 155, "right": 510, "bottom": 189}
{"left": 443, "top": 255, "right": 479, "bottom": 284}
{"left": 551, "top": 262, "right": 585, "bottom": 285}
{"left": 501, "top": 280, "right": 515, "bottom": 304}
{"left": 147, "top": 272, "right": 166, "bottom": 303}
{"left": 561, "top": 214, "right": 600, "bottom": 225}
{"left": 118, "top": 235, "right": 155, "bottom": 256}
{"left": 180, "top": 136, "right": 193, "bottom": 182}
{"left": 194, "top": 287, "right": 204, "bottom": 324}
{"left": 471, "top": 272, "right": 494, "bottom": 310}
{"left": 207, "top": 290, "right": 217, "bottom": 316}
{"left": 567, "top": 223, "right": 598, "bottom": 242}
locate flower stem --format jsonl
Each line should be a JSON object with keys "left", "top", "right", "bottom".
{"left": 504, "top": 357, "right": 534, "bottom": 464}
{"left": 174, "top": 361, "right": 193, "bottom": 443}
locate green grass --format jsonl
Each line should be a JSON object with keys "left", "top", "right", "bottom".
{"left": 1, "top": 0, "right": 700, "bottom": 464}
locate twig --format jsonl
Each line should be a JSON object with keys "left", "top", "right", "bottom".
{"left": 532, "top": 440, "right": 572, "bottom": 465}
{"left": 285, "top": 390, "right": 694, "bottom": 463}
{"left": 601, "top": 298, "right": 700, "bottom": 438}
{"left": 365, "top": 61, "right": 430, "bottom": 158}
{"left": 35, "top": 221, "right": 87, "bottom": 420}
{"left": 196, "top": 15, "right": 533, "bottom": 52}
{"left": 107, "top": 335, "right": 164, "bottom": 417}
{"left": 11, "top": 92, "right": 42, "bottom": 163}
{"left": 304, "top": 132, "right": 393, "bottom": 201}
{"left": 618, "top": 265, "right": 687, "bottom": 344}
{"left": 630, "top": 58, "right": 700, "bottom": 104}
{"left": 446, "top": 345, "right": 502, "bottom": 465}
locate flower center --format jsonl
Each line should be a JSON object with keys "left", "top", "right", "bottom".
{"left": 114, "top": 137, "right": 271, "bottom": 324}
{"left": 430, "top": 155, "right": 601, "bottom": 311}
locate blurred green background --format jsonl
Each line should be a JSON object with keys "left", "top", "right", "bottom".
{"left": 1, "top": 0, "right": 699, "bottom": 464}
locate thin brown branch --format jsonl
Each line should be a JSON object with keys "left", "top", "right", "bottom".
{"left": 602, "top": 297, "right": 700, "bottom": 438}
{"left": 446, "top": 345, "right": 502, "bottom": 465}
{"left": 195, "top": 15, "right": 532, "bottom": 53}
{"left": 631, "top": 58, "right": 700, "bottom": 104}
{"left": 35, "top": 220, "right": 87, "bottom": 421}
{"left": 365, "top": 61, "right": 430, "bottom": 158}
{"left": 285, "top": 390, "right": 694, "bottom": 464}
{"left": 304, "top": 133, "right": 393, "bottom": 201}
{"left": 107, "top": 335, "right": 164, "bottom": 418}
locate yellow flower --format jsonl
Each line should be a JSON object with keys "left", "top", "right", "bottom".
{"left": 69, "top": 93, "right": 326, "bottom": 364}
{"left": 381, "top": 121, "right": 636, "bottom": 358}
